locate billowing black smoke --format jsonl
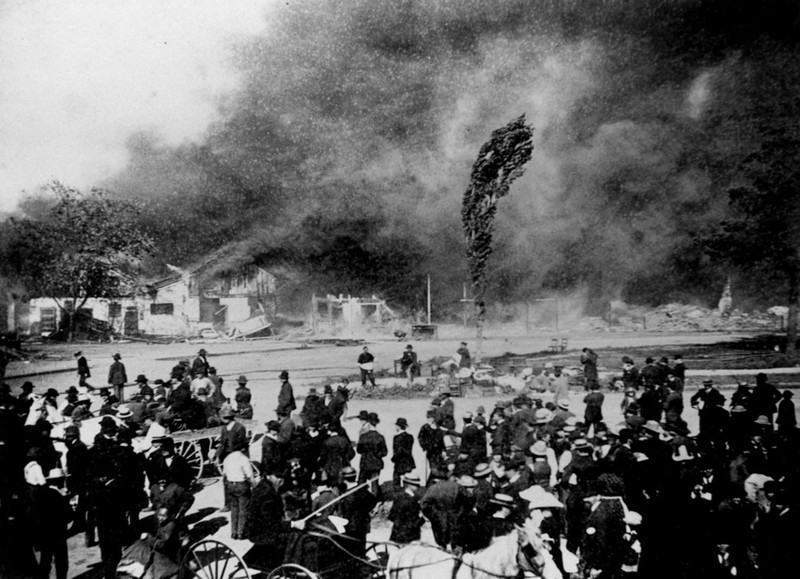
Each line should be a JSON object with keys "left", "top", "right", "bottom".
{"left": 102, "top": 0, "right": 800, "bottom": 316}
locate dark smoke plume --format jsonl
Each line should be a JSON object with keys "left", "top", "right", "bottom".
{"left": 94, "top": 0, "right": 800, "bottom": 316}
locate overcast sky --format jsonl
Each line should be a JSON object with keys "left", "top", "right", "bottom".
{"left": 0, "top": 0, "right": 273, "bottom": 212}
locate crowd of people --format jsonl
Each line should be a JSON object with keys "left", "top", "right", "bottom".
{"left": 0, "top": 346, "right": 798, "bottom": 579}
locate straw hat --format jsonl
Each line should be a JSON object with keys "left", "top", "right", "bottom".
{"left": 520, "top": 485, "right": 563, "bottom": 509}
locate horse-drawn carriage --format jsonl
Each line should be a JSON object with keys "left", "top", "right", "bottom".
{"left": 176, "top": 536, "right": 392, "bottom": 579}
{"left": 170, "top": 419, "right": 263, "bottom": 481}
{"left": 175, "top": 509, "right": 560, "bottom": 579}
{"left": 51, "top": 414, "right": 264, "bottom": 483}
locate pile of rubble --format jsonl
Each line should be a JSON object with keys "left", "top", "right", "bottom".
{"left": 577, "top": 303, "right": 784, "bottom": 333}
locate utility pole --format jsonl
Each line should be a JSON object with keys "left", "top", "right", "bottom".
{"left": 459, "top": 283, "right": 471, "bottom": 328}
{"left": 427, "top": 274, "right": 431, "bottom": 324}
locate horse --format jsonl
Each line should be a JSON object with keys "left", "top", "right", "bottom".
{"left": 386, "top": 510, "right": 562, "bottom": 579}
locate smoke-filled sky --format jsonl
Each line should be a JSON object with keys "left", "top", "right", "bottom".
{"left": 3, "top": 0, "right": 799, "bottom": 314}
{"left": 0, "top": 0, "right": 273, "bottom": 211}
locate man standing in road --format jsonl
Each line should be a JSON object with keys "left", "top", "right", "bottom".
{"left": 400, "top": 344, "right": 419, "bottom": 387}
{"left": 457, "top": 342, "right": 472, "bottom": 369}
{"left": 357, "top": 346, "right": 376, "bottom": 388}
{"left": 75, "top": 351, "right": 92, "bottom": 389}
{"left": 107, "top": 353, "right": 127, "bottom": 401}
{"left": 276, "top": 371, "right": 296, "bottom": 416}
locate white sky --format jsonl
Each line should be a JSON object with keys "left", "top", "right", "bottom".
{"left": 0, "top": 0, "right": 274, "bottom": 212}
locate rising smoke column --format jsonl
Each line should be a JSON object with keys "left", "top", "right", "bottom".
{"left": 90, "top": 0, "right": 800, "bottom": 316}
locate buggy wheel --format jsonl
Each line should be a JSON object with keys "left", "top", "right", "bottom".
{"left": 267, "top": 564, "right": 318, "bottom": 579}
{"left": 175, "top": 439, "right": 205, "bottom": 482}
{"left": 180, "top": 539, "right": 251, "bottom": 579}
{"left": 365, "top": 543, "right": 397, "bottom": 579}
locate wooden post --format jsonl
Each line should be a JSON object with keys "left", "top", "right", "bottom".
{"left": 555, "top": 298, "right": 559, "bottom": 333}
{"left": 310, "top": 294, "right": 316, "bottom": 334}
{"left": 526, "top": 302, "right": 530, "bottom": 334}
{"left": 426, "top": 275, "right": 431, "bottom": 324}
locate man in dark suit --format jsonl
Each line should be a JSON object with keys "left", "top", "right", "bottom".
{"left": 356, "top": 412, "right": 387, "bottom": 483}
{"left": 217, "top": 405, "right": 248, "bottom": 463}
{"left": 335, "top": 466, "right": 378, "bottom": 559}
{"left": 191, "top": 348, "right": 209, "bottom": 378}
{"left": 244, "top": 472, "right": 295, "bottom": 572}
{"left": 75, "top": 351, "right": 91, "bottom": 388}
{"left": 276, "top": 370, "right": 296, "bottom": 415}
{"left": 420, "top": 471, "right": 460, "bottom": 548}
{"left": 107, "top": 353, "right": 127, "bottom": 401}
{"left": 319, "top": 422, "right": 355, "bottom": 484}
{"left": 459, "top": 412, "right": 487, "bottom": 471}
{"left": 261, "top": 420, "right": 284, "bottom": 477}
{"left": 392, "top": 417, "right": 416, "bottom": 487}
{"left": 419, "top": 410, "right": 446, "bottom": 473}
{"left": 388, "top": 474, "right": 425, "bottom": 543}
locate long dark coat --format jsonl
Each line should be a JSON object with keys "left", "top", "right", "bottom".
{"left": 277, "top": 380, "right": 296, "bottom": 415}
{"left": 261, "top": 434, "right": 284, "bottom": 476}
{"left": 319, "top": 433, "right": 354, "bottom": 482}
{"left": 218, "top": 421, "right": 248, "bottom": 462}
{"left": 420, "top": 480, "right": 460, "bottom": 548}
{"left": 244, "top": 479, "right": 289, "bottom": 571}
{"left": 389, "top": 490, "right": 424, "bottom": 543}
{"left": 107, "top": 360, "right": 127, "bottom": 386}
{"left": 392, "top": 431, "right": 416, "bottom": 475}
{"left": 357, "top": 430, "right": 387, "bottom": 474}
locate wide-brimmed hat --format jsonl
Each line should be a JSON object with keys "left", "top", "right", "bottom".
{"left": 520, "top": 485, "right": 563, "bottom": 509}
{"left": 530, "top": 441, "right": 549, "bottom": 456}
{"left": 237, "top": 375, "right": 248, "bottom": 385}
{"left": 396, "top": 417, "right": 408, "bottom": 429}
{"left": 457, "top": 475, "right": 477, "bottom": 488}
{"left": 45, "top": 388, "right": 59, "bottom": 398}
{"left": 642, "top": 420, "right": 663, "bottom": 435}
{"left": 754, "top": 415, "right": 771, "bottom": 426}
{"left": 403, "top": 473, "right": 422, "bottom": 486}
{"left": 474, "top": 463, "right": 491, "bottom": 478}
{"left": 513, "top": 395, "right": 531, "bottom": 407}
{"left": 46, "top": 468, "right": 66, "bottom": 481}
{"left": 136, "top": 374, "right": 148, "bottom": 383}
{"left": 557, "top": 399, "right": 570, "bottom": 410}
{"left": 100, "top": 416, "right": 118, "bottom": 434}
{"left": 534, "top": 408, "right": 553, "bottom": 424}
{"left": 148, "top": 423, "right": 167, "bottom": 442}
{"left": 489, "top": 493, "right": 515, "bottom": 508}
{"left": 116, "top": 405, "right": 133, "bottom": 419}
{"left": 672, "top": 444, "right": 695, "bottom": 462}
